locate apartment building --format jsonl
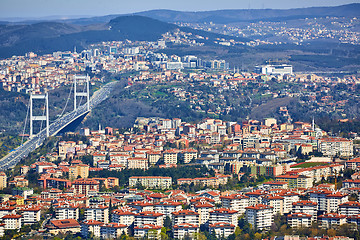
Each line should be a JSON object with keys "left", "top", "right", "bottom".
{"left": 134, "top": 211, "right": 164, "bottom": 227}
{"left": 0, "top": 172, "right": 7, "bottom": 190}
{"left": 172, "top": 210, "right": 199, "bottom": 226}
{"left": 318, "top": 213, "right": 347, "bottom": 229}
{"left": 209, "top": 222, "right": 235, "bottom": 239}
{"left": 85, "top": 205, "right": 109, "bottom": 224}
{"left": 292, "top": 200, "right": 318, "bottom": 222}
{"left": 209, "top": 208, "right": 238, "bottom": 227}
{"left": 163, "top": 149, "right": 178, "bottom": 164}
{"left": 72, "top": 179, "right": 99, "bottom": 196}
{"left": 111, "top": 209, "right": 135, "bottom": 225}
{"left": 220, "top": 194, "right": 249, "bottom": 214}
{"left": 100, "top": 223, "right": 128, "bottom": 239}
{"left": 18, "top": 206, "right": 41, "bottom": 224}
{"left": 245, "top": 204, "right": 273, "bottom": 230}
{"left": 2, "top": 214, "right": 22, "bottom": 230}
{"left": 129, "top": 176, "right": 172, "bottom": 189}
{"left": 55, "top": 203, "right": 79, "bottom": 220}
{"left": 134, "top": 224, "right": 161, "bottom": 239}
{"left": 287, "top": 213, "right": 312, "bottom": 228}
{"left": 153, "top": 201, "right": 182, "bottom": 217}
{"left": 338, "top": 201, "right": 360, "bottom": 216}
{"left": 127, "top": 157, "right": 148, "bottom": 170}
{"left": 181, "top": 149, "right": 198, "bottom": 164}
{"left": 192, "top": 201, "right": 214, "bottom": 225}
{"left": 262, "top": 195, "right": 284, "bottom": 215}
{"left": 81, "top": 220, "right": 102, "bottom": 238}
{"left": 69, "top": 164, "right": 89, "bottom": 180}
{"left": 173, "top": 223, "right": 199, "bottom": 239}
{"left": 318, "top": 137, "right": 353, "bottom": 157}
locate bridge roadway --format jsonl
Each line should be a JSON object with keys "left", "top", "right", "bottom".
{"left": 0, "top": 81, "right": 118, "bottom": 170}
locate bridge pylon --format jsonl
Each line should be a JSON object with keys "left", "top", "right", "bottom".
{"left": 74, "top": 75, "right": 90, "bottom": 111}
{"left": 30, "top": 92, "right": 49, "bottom": 138}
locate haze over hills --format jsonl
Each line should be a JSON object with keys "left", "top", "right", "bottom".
{"left": 0, "top": 15, "right": 242, "bottom": 58}
{"left": 1, "top": 3, "right": 359, "bottom": 25}
{"left": 10, "top": 3, "right": 358, "bottom": 25}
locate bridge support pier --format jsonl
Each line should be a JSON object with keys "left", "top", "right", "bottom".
{"left": 30, "top": 92, "right": 49, "bottom": 138}
{"left": 74, "top": 75, "right": 90, "bottom": 111}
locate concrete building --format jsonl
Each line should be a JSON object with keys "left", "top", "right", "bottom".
{"left": 129, "top": 176, "right": 172, "bottom": 189}
{"left": 245, "top": 204, "right": 273, "bottom": 230}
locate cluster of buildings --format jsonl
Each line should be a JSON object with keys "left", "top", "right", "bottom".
{"left": 25, "top": 117, "right": 354, "bottom": 192}
{"left": 183, "top": 16, "right": 360, "bottom": 45}
{"left": 0, "top": 115, "right": 357, "bottom": 238}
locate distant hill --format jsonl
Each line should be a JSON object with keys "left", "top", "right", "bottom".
{"left": 0, "top": 15, "right": 248, "bottom": 59}
{"left": 53, "top": 3, "right": 360, "bottom": 25}
{"left": 134, "top": 4, "right": 360, "bottom": 24}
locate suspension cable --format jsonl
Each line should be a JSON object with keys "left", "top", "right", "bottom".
{"left": 59, "top": 81, "right": 74, "bottom": 117}
{"left": 21, "top": 97, "right": 30, "bottom": 145}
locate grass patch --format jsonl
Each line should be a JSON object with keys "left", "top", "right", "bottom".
{"left": 291, "top": 162, "right": 329, "bottom": 168}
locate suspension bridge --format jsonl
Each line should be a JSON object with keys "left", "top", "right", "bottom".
{"left": 0, "top": 76, "right": 117, "bottom": 170}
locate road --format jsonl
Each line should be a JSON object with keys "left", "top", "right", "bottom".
{"left": 0, "top": 81, "right": 117, "bottom": 170}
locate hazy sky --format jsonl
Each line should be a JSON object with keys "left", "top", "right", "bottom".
{"left": 1, "top": 0, "right": 360, "bottom": 19}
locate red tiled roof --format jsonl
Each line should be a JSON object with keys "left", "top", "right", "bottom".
{"left": 209, "top": 222, "right": 235, "bottom": 228}
{"left": 245, "top": 204, "right": 273, "bottom": 210}
{"left": 172, "top": 209, "right": 199, "bottom": 216}
{"left": 2, "top": 214, "right": 21, "bottom": 219}
{"left": 51, "top": 219, "right": 80, "bottom": 228}
{"left": 210, "top": 208, "right": 238, "bottom": 214}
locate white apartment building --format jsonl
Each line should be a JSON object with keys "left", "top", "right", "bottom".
{"left": 85, "top": 205, "right": 109, "bottom": 223}
{"left": 134, "top": 224, "right": 161, "bottom": 239}
{"left": 172, "top": 210, "right": 199, "bottom": 226}
{"left": 19, "top": 207, "right": 41, "bottom": 224}
{"left": 209, "top": 222, "right": 235, "bottom": 238}
{"left": 318, "top": 137, "right": 353, "bottom": 157}
{"left": 292, "top": 200, "right": 318, "bottom": 222}
{"left": 318, "top": 213, "right": 347, "bottom": 229}
{"left": 55, "top": 203, "right": 79, "bottom": 220}
{"left": 81, "top": 220, "right": 102, "bottom": 238}
{"left": 192, "top": 201, "right": 214, "bottom": 225}
{"left": 2, "top": 214, "right": 22, "bottom": 230}
{"left": 280, "top": 192, "right": 300, "bottom": 214}
{"left": 134, "top": 211, "right": 164, "bottom": 227}
{"left": 129, "top": 176, "right": 172, "bottom": 189}
{"left": 245, "top": 204, "right": 273, "bottom": 230}
{"left": 153, "top": 201, "right": 182, "bottom": 217}
{"left": 209, "top": 208, "right": 238, "bottom": 227}
{"left": 100, "top": 223, "right": 128, "bottom": 239}
{"left": 261, "top": 195, "right": 284, "bottom": 215}
{"left": 220, "top": 194, "right": 250, "bottom": 214}
{"left": 173, "top": 223, "right": 199, "bottom": 239}
{"left": 111, "top": 209, "right": 135, "bottom": 225}
{"left": 287, "top": 213, "right": 312, "bottom": 228}
{"left": 339, "top": 201, "right": 360, "bottom": 216}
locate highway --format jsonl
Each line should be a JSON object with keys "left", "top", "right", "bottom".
{"left": 0, "top": 81, "right": 118, "bottom": 170}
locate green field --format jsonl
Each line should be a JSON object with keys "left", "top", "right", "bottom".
{"left": 291, "top": 162, "right": 330, "bottom": 168}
